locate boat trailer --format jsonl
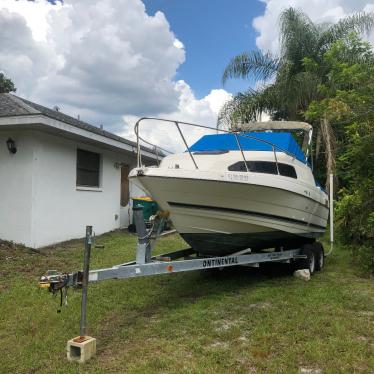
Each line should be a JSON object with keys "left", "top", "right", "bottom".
{"left": 38, "top": 206, "right": 317, "bottom": 363}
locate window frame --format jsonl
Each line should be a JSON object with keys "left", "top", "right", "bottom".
{"left": 228, "top": 160, "right": 297, "bottom": 179}
{"left": 76, "top": 148, "right": 102, "bottom": 189}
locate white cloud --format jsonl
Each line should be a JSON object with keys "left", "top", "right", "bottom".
{"left": 0, "top": 0, "right": 63, "bottom": 42}
{"left": 0, "top": 0, "right": 231, "bottom": 151}
{"left": 173, "top": 39, "right": 184, "bottom": 49}
{"left": 253, "top": 0, "right": 374, "bottom": 54}
{"left": 40, "top": 0, "right": 186, "bottom": 117}
{"left": 0, "top": 8, "right": 55, "bottom": 95}
{"left": 121, "top": 81, "right": 232, "bottom": 153}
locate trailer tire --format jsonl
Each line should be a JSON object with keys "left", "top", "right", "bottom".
{"left": 294, "top": 244, "right": 316, "bottom": 275}
{"left": 313, "top": 242, "right": 325, "bottom": 271}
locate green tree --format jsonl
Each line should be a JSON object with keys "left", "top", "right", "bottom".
{"left": 220, "top": 8, "right": 374, "bottom": 187}
{"left": 304, "top": 36, "right": 374, "bottom": 269}
{"left": 0, "top": 72, "right": 16, "bottom": 93}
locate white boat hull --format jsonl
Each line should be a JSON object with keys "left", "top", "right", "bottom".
{"left": 130, "top": 170, "right": 329, "bottom": 256}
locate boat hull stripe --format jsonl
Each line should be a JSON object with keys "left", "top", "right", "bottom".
{"left": 134, "top": 174, "right": 327, "bottom": 207}
{"left": 167, "top": 201, "right": 326, "bottom": 231}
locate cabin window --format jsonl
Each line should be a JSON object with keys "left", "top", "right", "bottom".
{"left": 278, "top": 163, "right": 297, "bottom": 178}
{"left": 250, "top": 161, "right": 278, "bottom": 174}
{"left": 76, "top": 149, "right": 101, "bottom": 187}
{"left": 228, "top": 161, "right": 297, "bottom": 179}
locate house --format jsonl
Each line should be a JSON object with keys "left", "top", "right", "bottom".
{"left": 0, "top": 93, "right": 159, "bottom": 248}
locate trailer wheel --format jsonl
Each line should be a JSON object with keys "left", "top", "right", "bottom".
{"left": 294, "top": 244, "right": 316, "bottom": 275}
{"left": 313, "top": 242, "right": 325, "bottom": 271}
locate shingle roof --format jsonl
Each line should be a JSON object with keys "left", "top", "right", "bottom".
{"left": 0, "top": 93, "right": 159, "bottom": 156}
{"left": 0, "top": 93, "right": 40, "bottom": 116}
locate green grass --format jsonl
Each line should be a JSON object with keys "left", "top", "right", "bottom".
{"left": 0, "top": 231, "right": 373, "bottom": 373}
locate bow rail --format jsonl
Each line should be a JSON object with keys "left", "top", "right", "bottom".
{"left": 134, "top": 117, "right": 311, "bottom": 172}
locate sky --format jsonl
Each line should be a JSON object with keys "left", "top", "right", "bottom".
{"left": 1, "top": 0, "right": 374, "bottom": 150}
{"left": 142, "top": 0, "right": 265, "bottom": 97}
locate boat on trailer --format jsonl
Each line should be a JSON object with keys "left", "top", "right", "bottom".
{"left": 130, "top": 118, "right": 329, "bottom": 256}
{"left": 37, "top": 119, "right": 332, "bottom": 349}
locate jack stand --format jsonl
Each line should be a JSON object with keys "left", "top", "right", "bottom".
{"left": 67, "top": 226, "right": 96, "bottom": 363}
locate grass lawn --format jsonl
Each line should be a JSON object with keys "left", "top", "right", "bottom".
{"left": 0, "top": 231, "right": 373, "bottom": 373}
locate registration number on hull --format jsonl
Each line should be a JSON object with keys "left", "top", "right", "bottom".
{"left": 226, "top": 173, "right": 250, "bottom": 182}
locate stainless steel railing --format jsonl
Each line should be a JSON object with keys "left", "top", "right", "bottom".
{"left": 134, "top": 117, "right": 303, "bottom": 172}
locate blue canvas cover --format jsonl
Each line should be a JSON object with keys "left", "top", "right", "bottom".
{"left": 189, "top": 132, "right": 307, "bottom": 163}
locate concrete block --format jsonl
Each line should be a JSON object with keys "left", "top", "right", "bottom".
{"left": 294, "top": 269, "right": 311, "bottom": 281}
{"left": 67, "top": 336, "right": 96, "bottom": 363}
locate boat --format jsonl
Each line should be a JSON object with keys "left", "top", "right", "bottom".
{"left": 129, "top": 118, "right": 329, "bottom": 256}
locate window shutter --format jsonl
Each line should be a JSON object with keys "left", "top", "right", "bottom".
{"left": 120, "top": 165, "right": 130, "bottom": 206}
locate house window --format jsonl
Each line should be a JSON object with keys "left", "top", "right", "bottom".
{"left": 76, "top": 149, "right": 101, "bottom": 187}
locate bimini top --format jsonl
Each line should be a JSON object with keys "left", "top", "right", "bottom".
{"left": 238, "top": 121, "right": 312, "bottom": 132}
{"left": 189, "top": 132, "right": 307, "bottom": 163}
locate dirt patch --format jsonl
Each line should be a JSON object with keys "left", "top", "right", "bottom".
{"left": 357, "top": 336, "right": 369, "bottom": 342}
{"left": 208, "top": 341, "right": 229, "bottom": 349}
{"left": 148, "top": 316, "right": 160, "bottom": 324}
{"left": 299, "top": 367, "right": 322, "bottom": 374}
{"left": 214, "top": 318, "right": 243, "bottom": 332}
{"left": 0, "top": 237, "right": 79, "bottom": 282}
{"left": 248, "top": 302, "right": 272, "bottom": 310}
{"left": 359, "top": 311, "right": 374, "bottom": 317}
{"left": 237, "top": 335, "right": 248, "bottom": 342}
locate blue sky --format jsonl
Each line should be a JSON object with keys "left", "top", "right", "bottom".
{"left": 142, "top": 0, "right": 265, "bottom": 98}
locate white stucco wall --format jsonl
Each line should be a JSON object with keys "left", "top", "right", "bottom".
{"left": 31, "top": 131, "right": 136, "bottom": 247}
{"left": 0, "top": 129, "right": 141, "bottom": 248}
{"left": 0, "top": 130, "right": 34, "bottom": 245}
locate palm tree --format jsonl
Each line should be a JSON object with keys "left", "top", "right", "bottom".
{"left": 219, "top": 8, "right": 374, "bottom": 187}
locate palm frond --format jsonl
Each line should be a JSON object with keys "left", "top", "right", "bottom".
{"left": 318, "top": 12, "right": 374, "bottom": 51}
{"left": 279, "top": 8, "right": 319, "bottom": 65}
{"left": 217, "top": 86, "right": 280, "bottom": 130}
{"left": 222, "top": 50, "right": 279, "bottom": 84}
{"left": 217, "top": 98, "right": 240, "bottom": 131}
